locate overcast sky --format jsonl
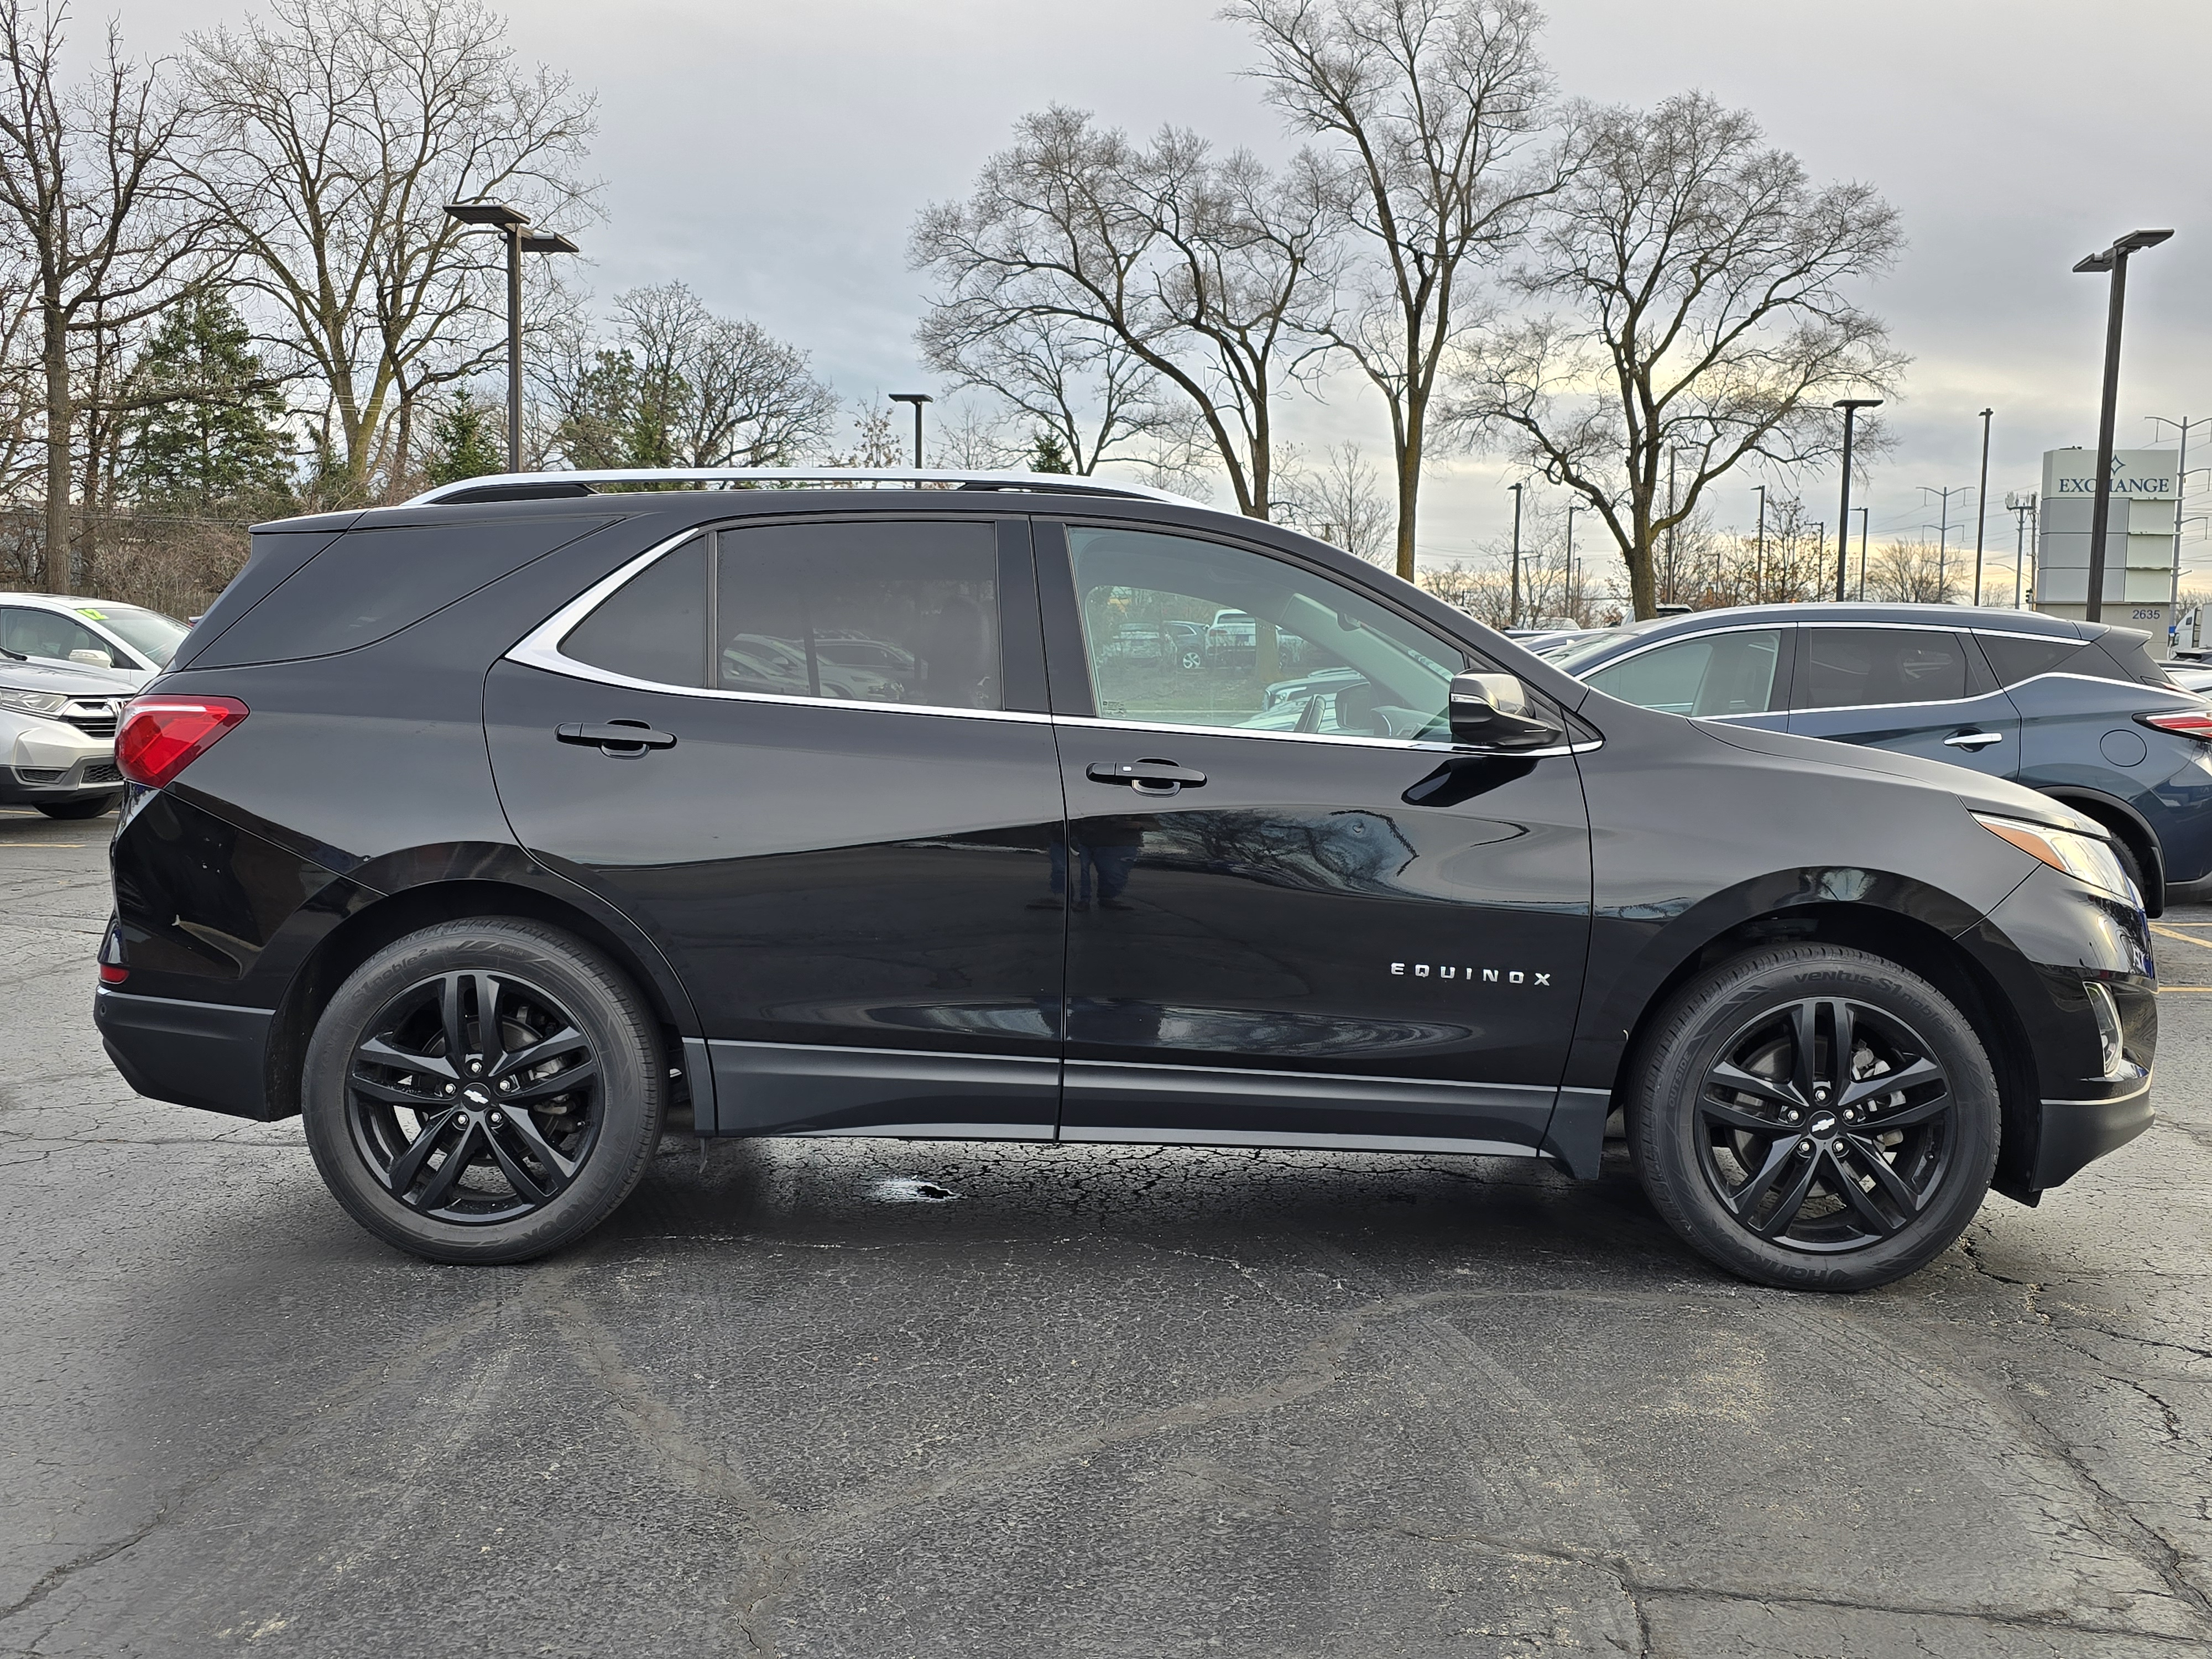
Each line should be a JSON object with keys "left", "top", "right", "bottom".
{"left": 109, "top": 0, "right": 2212, "bottom": 578}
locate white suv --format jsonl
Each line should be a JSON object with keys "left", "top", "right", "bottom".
{"left": 0, "top": 593, "right": 191, "bottom": 690}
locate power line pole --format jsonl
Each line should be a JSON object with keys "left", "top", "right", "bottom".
{"left": 2011, "top": 499, "right": 2032, "bottom": 609}
{"left": 1973, "top": 408, "right": 1994, "bottom": 606}
{"left": 1753, "top": 483, "right": 1766, "bottom": 602}
{"left": 1856, "top": 505, "right": 1871, "bottom": 600}
{"left": 1509, "top": 482, "right": 1524, "bottom": 628}
{"left": 1921, "top": 486, "right": 1961, "bottom": 599}
{"left": 2149, "top": 415, "right": 2203, "bottom": 649}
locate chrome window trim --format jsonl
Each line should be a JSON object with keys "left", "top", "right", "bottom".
{"left": 504, "top": 523, "right": 1055, "bottom": 726}
{"left": 1053, "top": 711, "right": 1599, "bottom": 759}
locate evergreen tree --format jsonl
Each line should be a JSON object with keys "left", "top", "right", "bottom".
{"left": 1030, "top": 431, "right": 1073, "bottom": 473}
{"left": 424, "top": 391, "right": 505, "bottom": 486}
{"left": 118, "top": 291, "right": 291, "bottom": 510}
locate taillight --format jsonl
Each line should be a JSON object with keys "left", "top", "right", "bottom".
{"left": 116, "top": 696, "right": 249, "bottom": 787}
{"left": 98, "top": 963, "right": 129, "bottom": 985}
{"left": 2137, "top": 709, "right": 2212, "bottom": 742}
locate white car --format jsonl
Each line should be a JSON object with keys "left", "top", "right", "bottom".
{"left": 0, "top": 593, "right": 192, "bottom": 690}
{"left": 0, "top": 651, "right": 137, "bottom": 818}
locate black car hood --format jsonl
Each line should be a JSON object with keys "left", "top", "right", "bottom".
{"left": 1692, "top": 718, "right": 2099, "bottom": 835}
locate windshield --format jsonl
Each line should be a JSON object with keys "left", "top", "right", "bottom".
{"left": 1544, "top": 626, "right": 1659, "bottom": 674}
{"left": 74, "top": 602, "right": 189, "bottom": 666}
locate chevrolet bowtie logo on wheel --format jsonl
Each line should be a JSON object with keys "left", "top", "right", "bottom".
{"left": 1391, "top": 963, "right": 1552, "bottom": 987}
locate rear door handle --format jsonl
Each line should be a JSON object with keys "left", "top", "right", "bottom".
{"left": 1943, "top": 730, "right": 2005, "bottom": 750}
{"left": 557, "top": 721, "right": 676, "bottom": 755}
{"left": 1087, "top": 758, "right": 1207, "bottom": 796}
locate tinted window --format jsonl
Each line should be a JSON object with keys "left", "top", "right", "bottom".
{"left": 1, "top": 606, "right": 116, "bottom": 667}
{"left": 1976, "top": 632, "right": 2080, "bottom": 686}
{"left": 562, "top": 537, "right": 708, "bottom": 686}
{"left": 198, "top": 514, "right": 620, "bottom": 666}
{"left": 1068, "top": 526, "right": 1468, "bottom": 741}
{"left": 1797, "top": 628, "right": 1966, "bottom": 709}
{"left": 715, "top": 520, "right": 999, "bottom": 709}
{"left": 562, "top": 520, "right": 1002, "bottom": 711}
{"left": 1585, "top": 629, "right": 1782, "bottom": 717}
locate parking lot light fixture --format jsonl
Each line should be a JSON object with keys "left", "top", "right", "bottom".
{"left": 1509, "top": 482, "right": 1524, "bottom": 627}
{"left": 445, "top": 201, "right": 579, "bottom": 472}
{"left": 890, "top": 394, "right": 933, "bottom": 468}
{"left": 1834, "top": 399, "right": 1882, "bottom": 601}
{"left": 2075, "top": 229, "right": 2173, "bottom": 622}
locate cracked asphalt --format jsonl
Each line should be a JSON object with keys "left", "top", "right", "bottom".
{"left": 3, "top": 804, "right": 2211, "bottom": 1658}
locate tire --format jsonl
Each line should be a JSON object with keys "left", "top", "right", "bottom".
{"left": 1180, "top": 650, "right": 1205, "bottom": 671}
{"left": 36, "top": 793, "right": 119, "bottom": 819}
{"left": 301, "top": 919, "right": 666, "bottom": 1264}
{"left": 1627, "top": 945, "right": 1998, "bottom": 1292}
{"left": 2109, "top": 833, "right": 2157, "bottom": 917}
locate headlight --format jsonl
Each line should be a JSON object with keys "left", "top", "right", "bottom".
{"left": 0, "top": 687, "right": 69, "bottom": 716}
{"left": 1974, "top": 813, "right": 2136, "bottom": 902}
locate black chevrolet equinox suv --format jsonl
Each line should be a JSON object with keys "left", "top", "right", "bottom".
{"left": 95, "top": 471, "right": 2158, "bottom": 1290}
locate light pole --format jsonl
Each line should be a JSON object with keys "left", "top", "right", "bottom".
{"left": 444, "top": 200, "right": 578, "bottom": 473}
{"left": 1564, "top": 501, "right": 1579, "bottom": 619}
{"left": 889, "top": 393, "right": 932, "bottom": 468}
{"left": 1856, "top": 505, "right": 1871, "bottom": 600}
{"left": 1753, "top": 483, "right": 1766, "bottom": 601}
{"left": 1509, "top": 482, "right": 1524, "bottom": 627}
{"left": 1972, "top": 407, "right": 1994, "bottom": 605}
{"left": 1834, "top": 399, "right": 1881, "bottom": 600}
{"left": 2074, "top": 228, "right": 2173, "bottom": 621}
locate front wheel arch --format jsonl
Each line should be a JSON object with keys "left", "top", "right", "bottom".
{"left": 1610, "top": 902, "right": 2041, "bottom": 1204}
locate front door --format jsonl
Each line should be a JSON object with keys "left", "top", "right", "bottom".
{"left": 486, "top": 515, "right": 1066, "bottom": 1139}
{"left": 1039, "top": 521, "right": 1593, "bottom": 1156}
{"left": 1787, "top": 625, "right": 2020, "bottom": 779}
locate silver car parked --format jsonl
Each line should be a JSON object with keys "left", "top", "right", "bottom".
{"left": 0, "top": 651, "right": 138, "bottom": 818}
{"left": 0, "top": 592, "right": 191, "bottom": 690}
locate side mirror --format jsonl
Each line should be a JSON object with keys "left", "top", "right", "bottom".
{"left": 1447, "top": 672, "right": 1564, "bottom": 750}
{"left": 69, "top": 649, "right": 113, "bottom": 668}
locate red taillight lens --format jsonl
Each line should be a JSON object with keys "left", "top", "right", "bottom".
{"left": 116, "top": 696, "right": 249, "bottom": 787}
{"left": 2138, "top": 709, "right": 2212, "bottom": 742}
{"left": 98, "top": 963, "right": 129, "bottom": 985}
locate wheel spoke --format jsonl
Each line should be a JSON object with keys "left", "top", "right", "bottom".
{"left": 1728, "top": 1135, "right": 1801, "bottom": 1218}
{"left": 482, "top": 1125, "right": 556, "bottom": 1205}
{"left": 1824, "top": 1145, "right": 1902, "bottom": 1236}
{"left": 354, "top": 1035, "right": 454, "bottom": 1081}
{"left": 470, "top": 972, "right": 506, "bottom": 1071}
{"left": 1787, "top": 1001, "right": 1821, "bottom": 1102}
{"left": 1840, "top": 1056, "right": 1942, "bottom": 1110}
{"left": 1709, "top": 1061, "right": 1802, "bottom": 1110}
{"left": 1864, "top": 1088, "right": 1950, "bottom": 1130}
{"left": 349, "top": 1072, "right": 448, "bottom": 1108}
{"left": 1752, "top": 1152, "right": 1823, "bottom": 1240}
{"left": 409, "top": 1119, "right": 478, "bottom": 1213}
{"left": 491, "top": 1026, "right": 589, "bottom": 1081}
{"left": 1699, "top": 1093, "right": 1782, "bottom": 1133}
{"left": 439, "top": 974, "right": 469, "bottom": 1071}
{"left": 1838, "top": 1133, "right": 1922, "bottom": 1213}
{"left": 502, "top": 1056, "right": 599, "bottom": 1104}
{"left": 387, "top": 1108, "right": 465, "bottom": 1197}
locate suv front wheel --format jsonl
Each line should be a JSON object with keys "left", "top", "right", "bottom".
{"left": 302, "top": 919, "right": 666, "bottom": 1264}
{"left": 1628, "top": 945, "right": 1999, "bottom": 1291}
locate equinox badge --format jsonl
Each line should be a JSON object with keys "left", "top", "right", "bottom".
{"left": 1392, "top": 962, "right": 1551, "bottom": 986}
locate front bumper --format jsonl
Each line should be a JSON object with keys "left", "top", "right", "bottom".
{"left": 0, "top": 712, "right": 119, "bottom": 803}
{"left": 2032, "top": 1074, "right": 2154, "bottom": 1189}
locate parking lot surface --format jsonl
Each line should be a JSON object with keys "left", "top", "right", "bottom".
{"left": 3, "top": 804, "right": 2210, "bottom": 1658}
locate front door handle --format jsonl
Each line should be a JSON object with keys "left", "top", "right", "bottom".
{"left": 1943, "top": 730, "right": 2005, "bottom": 750}
{"left": 557, "top": 720, "right": 676, "bottom": 755}
{"left": 1087, "top": 758, "right": 1207, "bottom": 796}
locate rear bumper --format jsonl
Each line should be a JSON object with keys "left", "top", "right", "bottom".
{"left": 2032, "top": 1074, "right": 2155, "bottom": 1190}
{"left": 95, "top": 986, "right": 274, "bottom": 1120}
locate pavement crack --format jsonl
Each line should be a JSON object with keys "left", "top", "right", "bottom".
{"left": 0, "top": 1511, "right": 168, "bottom": 1624}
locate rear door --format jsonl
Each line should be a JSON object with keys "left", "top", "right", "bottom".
{"left": 1788, "top": 624, "right": 2020, "bottom": 779}
{"left": 486, "top": 514, "right": 1067, "bottom": 1139}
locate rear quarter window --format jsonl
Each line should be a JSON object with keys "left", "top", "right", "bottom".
{"left": 193, "top": 514, "right": 623, "bottom": 667}
{"left": 1975, "top": 632, "right": 2083, "bottom": 686}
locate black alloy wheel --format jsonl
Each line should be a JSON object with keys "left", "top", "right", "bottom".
{"left": 1693, "top": 997, "right": 1954, "bottom": 1252}
{"left": 303, "top": 919, "right": 666, "bottom": 1264}
{"left": 345, "top": 969, "right": 602, "bottom": 1224}
{"left": 1629, "top": 945, "right": 1998, "bottom": 1291}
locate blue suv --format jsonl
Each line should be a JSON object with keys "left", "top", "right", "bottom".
{"left": 1544, "top": 604, "right": 2212, "bottom": 914}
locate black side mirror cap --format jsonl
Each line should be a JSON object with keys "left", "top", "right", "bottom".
{"left": 1447, "top": 672, "right": 1566, "bottom": 750}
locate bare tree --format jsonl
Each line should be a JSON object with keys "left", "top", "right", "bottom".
{"left": 1281, "top": 440, "right": 1391, "bottom": 563}
{"left": 1230, "top": 0, "right": 1558, "bottom": 577}
{"left": 1449, "top": 92, "right": 1907, "bottom": 617}
{"left": 184, "top": 0, "right": 596, "bottom": 496}
{"left": 911, "top": 107, "right": 1335, "bottom": 518}
{"left": 536, "top": 283, "right": 834, "bottom": 469}
{"left": 0, "top": 1, "right": 200, "bottom": 589}
{"left": 1864, "top": 539, "right": 1961, "bottom": 605}
{"left": 920, "top": 305, "right": 1154, "bottom": 474}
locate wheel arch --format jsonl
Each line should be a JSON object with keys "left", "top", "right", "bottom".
{"left": 263, "top": 874, "right": 697, "bottom": 1123}
{"left": 1606, "top": 900, "right": 2043, "bottom": 1203}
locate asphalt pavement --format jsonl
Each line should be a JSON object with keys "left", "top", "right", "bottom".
{"left": 3, "top": 802, "right": 2210, "bottom": 1659}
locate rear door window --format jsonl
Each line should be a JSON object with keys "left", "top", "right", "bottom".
{"left": 559, "top": 519, "right": 1003, "bottom": 712}
{"left": 1584, "top": 629, "right": 1785, "bottom": 717}
{"left": 1796, "top": 628, "right": 1966, "bottom": 709}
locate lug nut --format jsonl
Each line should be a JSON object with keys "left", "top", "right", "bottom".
{"left": 1798, "top": 1138, "right": 1813, "bottom": 1155}
{"left": 489, "top": 1112, "right": 502, "bottom": 1125}
{"left": 1785, "top": 1110, "right": 1800, "bottom": 1122}
{"left": 445, "top": 1083, "right": 457, "bottom": 1095}
{"left": 468, "top": 1061, "right": 483, "bottom": 1075}
{"left": 498, "top": 1078, "right": 515, "bottom": 1092}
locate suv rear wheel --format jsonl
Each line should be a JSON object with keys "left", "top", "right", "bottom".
{"left": 302, "top": 919, "right": 666, "bottom": 1264}
{"left": 1627, "top": 945, "right": 1997, "bottom": 1291}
